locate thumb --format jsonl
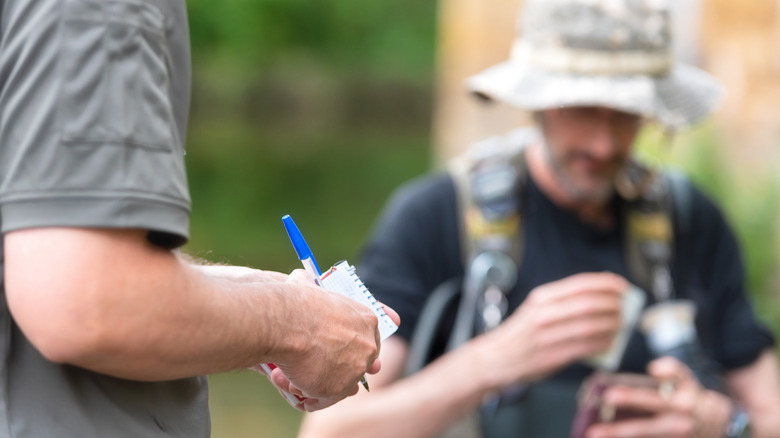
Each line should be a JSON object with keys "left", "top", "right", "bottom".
{"left": 648, "top": 356, "right": 695, "bottom": 383}
{"left": 378, "top": 301, "right": 401, "bottom": 327}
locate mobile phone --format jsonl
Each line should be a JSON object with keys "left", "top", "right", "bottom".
{"left": 570, "top": 371, "right": 658, "bottom": 438}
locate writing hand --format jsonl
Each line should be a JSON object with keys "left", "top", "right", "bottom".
{"left": 269, "top": 273, "right": 400, "bottom": 411}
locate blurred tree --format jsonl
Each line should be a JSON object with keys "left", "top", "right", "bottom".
{"left": 184, "top": 2, "right": 440, "bottom": 437}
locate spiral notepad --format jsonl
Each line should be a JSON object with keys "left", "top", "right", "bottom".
{"left": 320, "top": 260, "right": 398, "bottom": 340}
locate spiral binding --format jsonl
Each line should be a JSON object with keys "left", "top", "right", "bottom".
{"left": 347, "top": 264, "right": 388, "bottom": 319}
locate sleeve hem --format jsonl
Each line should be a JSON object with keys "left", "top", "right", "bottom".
{"left": 1, "top": 195, "right": 190, "bottom": 248}
{"left": 719, "top": 334, "right": 776, "bottom": 370}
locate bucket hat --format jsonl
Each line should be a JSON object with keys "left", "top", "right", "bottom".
{"left": 466, "top": 0, "right": 722, "bottom": 130}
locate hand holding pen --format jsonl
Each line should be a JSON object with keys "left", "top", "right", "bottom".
{"left": 256, "top": 215, "right": 398, "bottom": 411}
{"left": 282, "top": 215, "right": 370, "bottom": 391}
{"left": 259, "top": 277, "right": 400, "bottom": 411}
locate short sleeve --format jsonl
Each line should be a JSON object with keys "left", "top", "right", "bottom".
{"left": 0, "top": 0, "right": 191, "bottom": 248}
{"left": 676, "top": 185, "right": 775, "bottom": 370}
{"left": 358, "top": 173, "right": 464, "bottom": 342}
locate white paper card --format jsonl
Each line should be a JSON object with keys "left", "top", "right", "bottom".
{"left": 584, "top": 284, "right": 646, "bottom": 371}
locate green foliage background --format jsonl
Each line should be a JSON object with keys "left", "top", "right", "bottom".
{"left": 184, "top": 1, "right": 437, "bottom": 436}
{"left": 181, "top": 2, "right": 779, "bottom": 437}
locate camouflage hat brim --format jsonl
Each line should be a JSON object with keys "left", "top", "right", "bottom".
{"left": 466, "top": 60, "right": 723, "bottom": 131}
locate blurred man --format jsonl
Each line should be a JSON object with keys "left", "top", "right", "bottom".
{"left": 299, "top": 0, "right": 780, "bottom": 437}
{"left": 0, "top": 0, "right": 396, "bottom": 437}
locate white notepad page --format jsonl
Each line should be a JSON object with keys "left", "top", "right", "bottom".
{"left": 320, "top": 260, "right": 398, "bottom": 341}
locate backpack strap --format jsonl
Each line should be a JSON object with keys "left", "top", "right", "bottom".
{"left": 446, "top": 128, "right": 536, "bottom": 346}
{"left": 666, "top": 169, "right": 694, "bottom": 236}
{"left": 404, "top": 276, "right": 463, "bottom": 376}
{"left": 404, "top": 129, "right": 535, "bottom": 375}
{"left": 621, "top": 161, "right": 692, "bottom": 301}
{"left": 448, "top": 129, "right": 534, "bottom": 268}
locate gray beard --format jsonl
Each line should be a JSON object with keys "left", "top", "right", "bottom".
{"left": 544, "top": 145, "right": 616, "bottom": 204}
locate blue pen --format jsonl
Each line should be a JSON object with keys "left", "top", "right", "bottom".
{"left": 282, "top": 214, "right": 323, "bottom": 287}
{"left": 282, "top": 214, "right": 370, "bottom": 391}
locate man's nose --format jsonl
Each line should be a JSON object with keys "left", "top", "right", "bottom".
{"left": 585, "top": 117, "right": 618, "bottom": 159}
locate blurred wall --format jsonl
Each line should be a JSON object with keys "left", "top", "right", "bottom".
{"left": 702, "top": 0, "right": 780, "bottom": 172}
{"left": 431, "top": 0, "right": 526, "bottom": 164}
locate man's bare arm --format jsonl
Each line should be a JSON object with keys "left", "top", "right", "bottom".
{"left": 5, "top": 227, "right": 381, "bottom": 408}
{"left": 299, "top": 336, "right": 498, "bottom": 438}
{"left": 726, "top": 348, "right": 780, "bottom": 437}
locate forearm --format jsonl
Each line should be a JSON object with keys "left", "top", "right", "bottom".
{"left": 299, "top": 337, "right": 498, "bottom": 438}
{"left": 726, "top": 349, "right": 780, "bottom": 438}
{"left": 738, "top": 382, "right": 780, "bottom": 438}
{"left": 72, "top": 257, "right": 302, "bottom": 380}
{"left": 6, "top": 228, "right": 314, "bottom": 381}
{"left": 745, "top": 405, "right": 780, "bottom": 438}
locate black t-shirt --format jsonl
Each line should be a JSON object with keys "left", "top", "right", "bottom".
{"left": 359, "top": 171, "right": 774, "bottom": 379}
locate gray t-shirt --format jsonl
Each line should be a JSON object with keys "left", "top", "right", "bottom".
{"left": 0, "top": 0, "right": 209, "bottom": 436}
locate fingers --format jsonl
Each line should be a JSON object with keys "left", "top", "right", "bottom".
{"left": 533, "top": 293, "right": 622, "bottom": 328}
{"left": 249, "top": 363, "right": 269, "bottom": 376}
{"left": 267, "top": 365, "right": 371, "bottom": 412}
{"left": 515, "top": 290, "right": 623, "bottom": 359}
{"left": 523, "top": 273, "right": 626, "bottom": 339}
{"left": 265, "top": 368, "right": 307, "bottom": 411}
{"left": 368, "top": 358, "right": 382, "bottom": 375}
{"left": 603, "top": 385, "right": 667, "bottom": 414}
{"left": 529, "top": 272, "right": 628, "bottom": 305}
{"left": 601, "top": 378, "right": 696, "bottom": 418}
{"left": 522, "top": 273, "right": 627, "bottom": 364}
{"left": 378, "top": 301, "right": 401, "bottom": 327}
{"left": 302, "top": 395, "right": 340, "bottom": 412}
{"left": 646, "top": 357, "right": 702, "bottom": 418}
{"left": 585, "top": 414, "right": 695, "bottom": 438}
{"left": 299, "top": 382, "right": 363, "bottom": 412}
{"left": 257, "top": 268, "right": 390, "bottom": 412}
{"left": 534, "top": 313, "right": 619, "bottom": 350}
{"left": 287, "top": 268, "right": 319, "bottom": 286}
{"left": 647, "top": 356, "right": 694, "bottom": 384}
{"left": 372, "top": 301, "right": 399, "bottom": 377}
{"left": 269, "top": 367, "right": 293, "bottom": 393}
{"left": 590, "top": 361, "right": 706, "bottom": 438}
{"left": 483, "top": 274, "right": 629, "bottom": 384}
{"left": 272, "top": 275, "right": 382, "bottom": 409}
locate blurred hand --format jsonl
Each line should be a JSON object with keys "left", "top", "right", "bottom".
{"left": 585, "top": 357, "right": 732, "bottom": 438}
{"left": 476, "top": 272, "right": 626, "bottom": 389}
{"left": 266, "top": 270, "right": 400, "bottom": 412}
